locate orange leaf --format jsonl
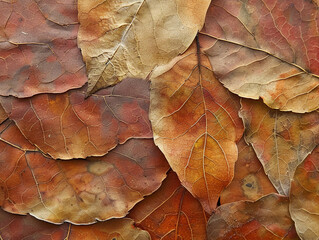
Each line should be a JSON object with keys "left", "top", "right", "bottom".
{"left": 207, "top": 194, "right": 300, "bottom": 240}
{"left": 221, "top": 138, "right": 277, "bottom": 204}
{"left": 150, "top": 40, "right": 244, "bottom": 213}
{"left": 0, "top": 0, "right": 87, "bottom": 97}
{"left": 0, "top": 78, "right": 152, "bottom": 159}
{"left": 0, "top": 121, "right": 169, "bottom": 224}
{"left": 129, "top": 171, "right": 207, "bottom": 240}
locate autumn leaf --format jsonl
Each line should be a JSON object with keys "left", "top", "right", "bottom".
{"left": 150, "top": 39, "right": 244, "bottom": 213}
{"left": 77, "top": 0, "right": 211, "bottom": 94}
{"left": 0, "top": 209, "right": 150, "bottom": 240}
{"left": 201, "top": 0, "right": 319, "bottom": 113}
{"left": 240, "top": 99, "right": 319, "bottom": 195}
{"left": 0, "top": 78, "right": 152, "bottom": 159}
{"left": 0, "top": 104, "right": 7, "bottom": 124}
{"left": 290, "top": 145, "right": 319, "bottom": 240}
{"left": 207, "top": 194, "right": 300, "bottom": 240}
{"left": 129, "top": 171, "right": 208, "bottom": 240}
{"left": 0, "top": 0, "right": 87, "bottom": 98}
{"left": 220, "top": 138, "right": 276, "bottom": 204}
{"left": 0, "top": 121, "right": 169, "bottom": 224}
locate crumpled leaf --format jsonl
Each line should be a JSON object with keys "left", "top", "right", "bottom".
{"left": 207, "top": 194, "right": 300, "bottom": 240}
{"left": 290, "top": 145, "right": 319, "bottom": 240}
{"left": 129, "top": 171, "right": 208, "bottom": 240}
{"left": 221, "top": 138, "right": 276, "bottom": 204}
{"left": 0, "top": 121, "right": 169, "bottom": 224}
{"left": 0, "top": 209, "right": 150, "bottom": 240}
{"left": 240, "top": 99, "right": 319, "bottom": 195}
{"left": 77, "top": 0, "right": 211, "bottom": 94}
{"left": 0, "top": 0, "right": 87, "bottom": 97}
{"left": 202, "top": 0, "right": 319, "bottom": 113}
{"left": 0, "top": 78, "right": 152, "bottom": 159}
{"left": 150, "top": 40, "right": 244, "bottom": 213}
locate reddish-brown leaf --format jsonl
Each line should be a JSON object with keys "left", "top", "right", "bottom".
{"left": 129, "top": 171, "right": 208, "bottom": 240}
{"left": 290, "top": 145, "right": 319, "bottom": 240}
{"left": 240, "top": 99, "right": 319, "bottom": 195}
{"left": 0, "top": 78, "right": 152, "bottom": 159}
{"left": 201, "top": 0, "right": 319, "bottom": 113}
{"left": 0, "top": 209, "right": 150, "bottom": 240}
{"left": 207, "top": 194, "right": 300, "bottom": 240}
{"left": 0, "top": 104, "right": 7, "bottom": 124}
{"left": 0, "top": 121, "right": 169, "bottom": 224}
{"left": 0, "top": 0, "right": 86, "bottom": 97}
{"left": 221, "top": 138, "right": 277, "bottom": 204}
{"left": 150, "top": 41, "right": 244, "bottom": 213}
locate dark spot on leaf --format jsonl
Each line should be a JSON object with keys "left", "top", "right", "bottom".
{"left": 246, "top": 183, "right": 253, "bottom": 188}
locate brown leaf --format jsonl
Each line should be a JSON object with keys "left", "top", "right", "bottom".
{"left": 240, "top": 99, "right": 319, "bottom": 195}
{"left": 221, "top": 138, "right": 277, "bottom": 204}
{"left": 201, "top": 0, "right": 319, "bottom": 113}
{"left": 0, "top": 0, "right": 87, "bottom": 97}
{"left": 0, "top": 78, "right": 152, "bottom": 159}
{"left": 77, "top": 0, "right": 211, "bottom": 94}
{"left": 0, "top": 209, "right": 150, "bottom": 240}
{"left": 207, "top": 194, "right": 300, "bottom": 240}
{"left": 129, "top": 171, "right": 207, "bottom": 240}
{"left": 0, "top": 121, "right": 169, "bottom": 224}
{"left": 290, "top": 145, "right": 319, "bottom": 240}
{"left": 0, "top": 104, "right": 7, "bottom": 124}
{"left": 150, "top": 40, "right": 244, "bottom": 213}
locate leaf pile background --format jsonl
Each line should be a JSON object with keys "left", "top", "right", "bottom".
{"left": 0, "top": 0, "right": 318, "bottom": 239}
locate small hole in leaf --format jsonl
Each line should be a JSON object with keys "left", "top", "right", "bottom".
{"left": 246, "top": 183, "right": 253, "bottom": 188}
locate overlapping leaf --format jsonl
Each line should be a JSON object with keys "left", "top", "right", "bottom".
{"left": 77, "top": 0, "right": 211, "bottom": 94}
{"left": 221, "top": 138, "right": 276, "bottom": 204}
{"left": 207, "top": 194, "right": 299, "bottom": 240}
{"left": 202, "top": 0, "right": 319, "bottom": 113}
{"left": 0, "top": 78, "right": 152, "bottom": 159}
{"left": 290, "top": 145, "right": 319, "bottom": 240}
{"left": 240, "top": 99, "right": 319, "bottom": 195}
{"left": 0, "top": 0, "right": 87, "bottom": 97}
{"left": 0, "top": 121, "right": 169, "bottom": 224}
{"left": 0, "top": 104, "right": 7, "bottom": 124}
{"left": 129, "top": 171, "right": 208, "bottom": 240}
{"left": 150, "top": 40, "right": 244, "bottom": 213}
{"left": 0, "top": 209, "right": 150, "bottom": 240}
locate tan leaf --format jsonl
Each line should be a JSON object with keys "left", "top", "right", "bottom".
{"left": 0, "top": 121, "right": 169, "bottom": 224}
{"left": 221, "top": 138, "right": 277, "bottom": 204}
{"left": 201, "top": 0, "right": 319, "bottom": 113}
{"left": 0, "top": 78, "right": 152, "bottom": 159}
{"left": 240, "top": 99, "right": 319, "bottom": 195}
{"left": 129, "top": 171, "right": 208, "bottom": 240}
{"left": 77, "top": 0, "right": 211, "bottom": 94}
{"left": 150, "top": 40, "right": 244, "bottom": 213}
{"left": 290, "top": 145, "right": 319, "bottom": 240}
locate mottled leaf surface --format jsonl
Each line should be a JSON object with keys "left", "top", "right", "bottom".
{"left": 129, "top": 172, "right": 207, "bottom": 240}
{"left": 0, "top": 209, "right": 150, "bottom": 240}
{"left": 0, "top": 0, "right": 87, "bottom": 97}
{"left": 78, "top": 0, "right": 210, "bottom": 94}
{"left": 0, "top": 121, "right": 169, "bottom": 224}
{"left": 221, "top": 138, "right": 276, "bottom": 204}
{"left": 240, "top": 99, "right": 319, "bottom": 195}
{"left": 202, "top": 0, "right": 319, "bottom": 113}
{"left": 150, "top": 41, "right": 244, "bottom": 213}
{"left": 0, "top": 78, "right": 152, "bottom": 159}
{"left": 290, "top": 145, "right": 319, "bottom": 240}
{"left": 207, "top": 194, "right": 300, "bottom": 240}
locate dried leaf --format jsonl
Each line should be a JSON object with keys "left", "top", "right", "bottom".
{"left": 290, "top": 145, "right": 319, "bottom": 240}
{"left": 0, "top": 0, "right": 87, "bottom": 97}
{"left": 207, "top": 194, "right": 300, "bottom": 240}
{"left": 221, "top": 138, "right": 276, "bottom": 204}
{"left": 0, "top": 104, "right": 7, "bottom": 124}
{"left": 0, "top": 78, "right": 152, "bottom": 159}
{"left": 0, "top": 121, "right": 169, "bottom": 224}
{"left": 240, "top": 99, "right": 319, "bottom": 195}
{"left": 150, "top": 41, "right": 244, "bottom": 213}
{"left": 202, "top": 0, "right": 319, "bottom": 113}
{"left": 77, "top": 0, "right": 211, "bottom": 94}
{"left": 0, "top": 209, "right": 150, "bottom": 240}
{"left": 129, "top": 171, "right": 207, "bottom": 240}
